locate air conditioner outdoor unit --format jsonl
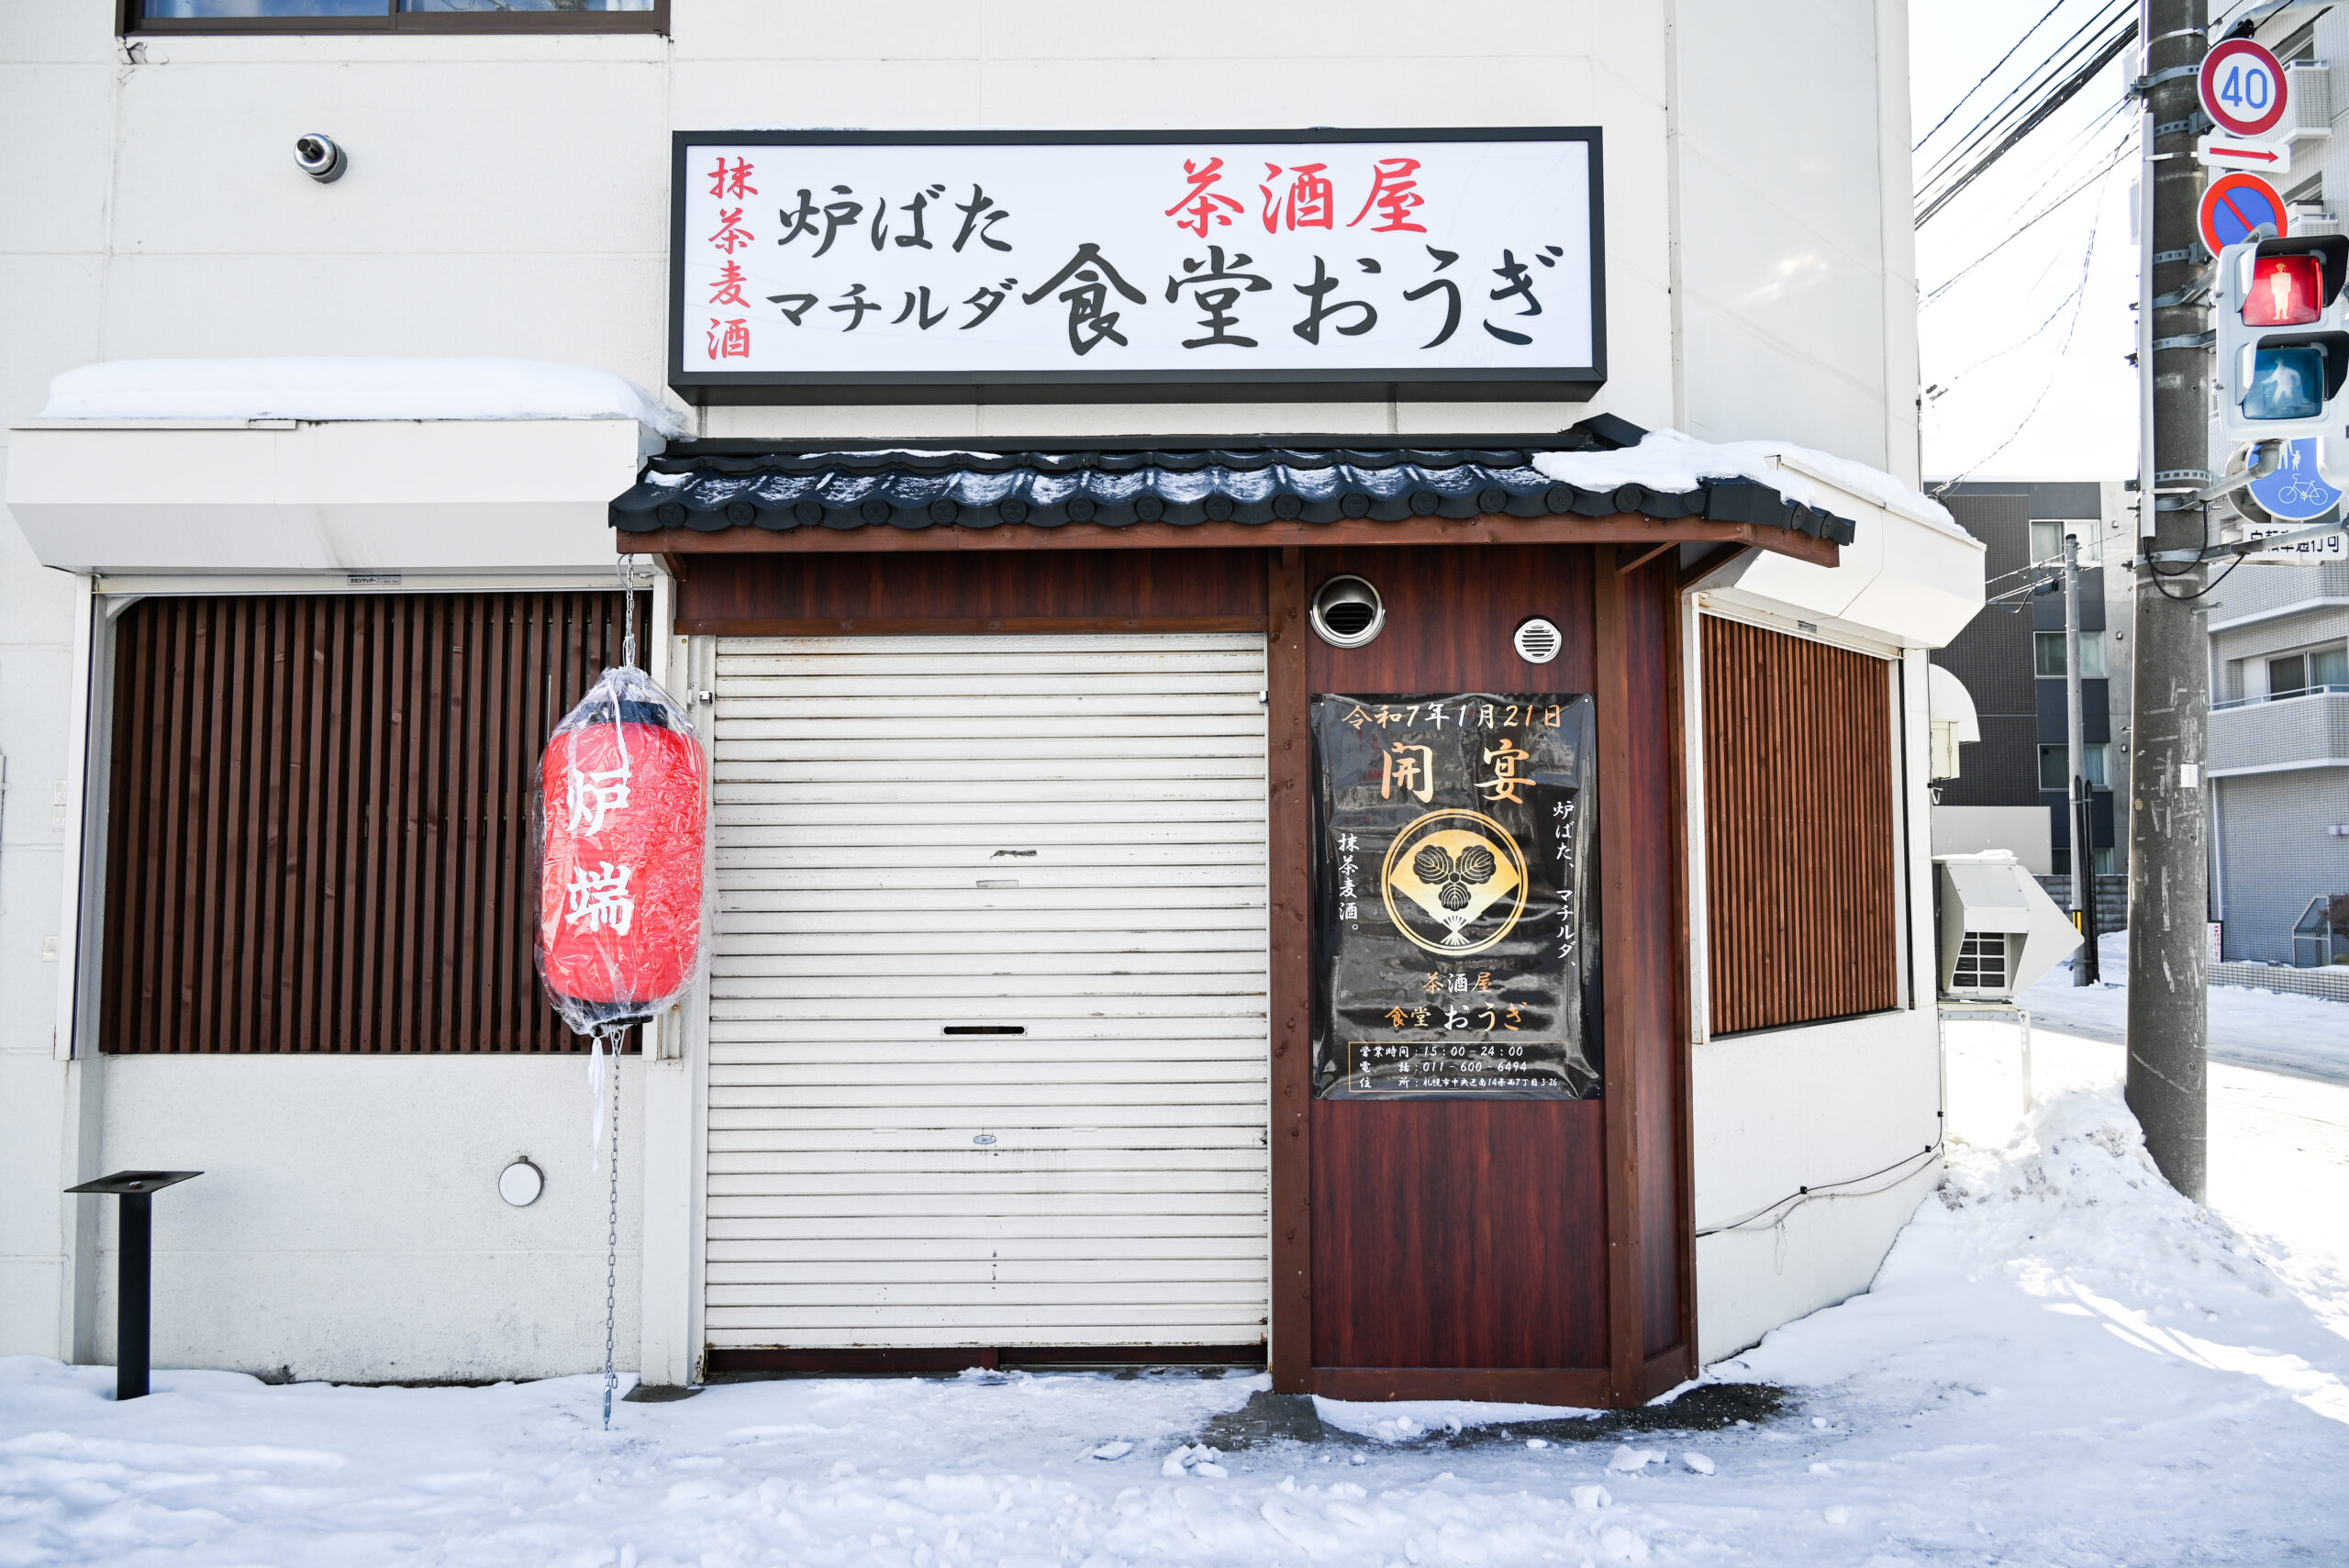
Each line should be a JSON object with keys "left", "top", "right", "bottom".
{"left": 1933, "top": 851, "right": 2082, "bottom": 1003}
{"left": 2288, "top": 61, "right": 2334, "bottom": 139}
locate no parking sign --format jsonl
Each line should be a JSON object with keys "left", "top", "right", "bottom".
{"left": 2199, "top": 172, "right": 2289, "bottom": 255}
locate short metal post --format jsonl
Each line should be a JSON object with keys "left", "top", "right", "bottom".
{"left": 117, "top": 1192, "right": 151, "bottom": 1401}
{"left": 64, "top": 1171, "right": 200, "bottom": 1401}
{"left": 2018, "top": 1009, "right": 2033, "bottom": 1116}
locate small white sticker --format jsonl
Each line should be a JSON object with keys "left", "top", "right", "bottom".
{"left": 2180, "top": 763, "right": 2201, "bottom": 786}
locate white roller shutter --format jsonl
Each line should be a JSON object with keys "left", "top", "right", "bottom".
{"left": 704, "top": 633, "right": 1271, "bottom": 1350}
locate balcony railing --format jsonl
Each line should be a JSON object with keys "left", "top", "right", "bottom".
{"left": 2209, "top": 686, "right": 2349, "bottom": 773}
{"left": 2213, "top": 682, "right": 2349, "bottom": 710}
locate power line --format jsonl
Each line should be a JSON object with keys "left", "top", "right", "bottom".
{"left": 1922, "top": 119, "right": 2135, "bottom": 305}
{"left": 1916, "top": 0, "right": 2136, "bottom": 198}
{"left": 1931, "top": 203, "right": 2107, "bottom": 492}
{"left": 1919, "top": 11, "right": 2139, "bottom": 227}
{"left": 1915, "top": 0, "right": 2072, "bottom": 150}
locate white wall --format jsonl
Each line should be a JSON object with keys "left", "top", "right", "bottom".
{"left": 1690, "top": 1010, "right": 1943, "bottom": 1360}
{"left": 1932, "top": 805, "right": 2054, "bottom": 874}
{"left": 88, "top": 1055, "right": 644, "bottom": 1384}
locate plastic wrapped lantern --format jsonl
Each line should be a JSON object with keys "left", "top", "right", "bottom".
{"left": 535, "top": 664, "right": 708, "bottom": 1036}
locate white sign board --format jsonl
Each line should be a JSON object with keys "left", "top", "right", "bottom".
{"left": 668, "top": 130, "right": 1604, "bottom": 402}
{"left": 2241, "top": 521, "right": 2349, "bottom": 562}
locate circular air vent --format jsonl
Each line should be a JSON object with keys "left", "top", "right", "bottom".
{"left": 1514, "top": 617, "right": 1562, "bottom": 664}
{"left": 1309, "top": 575, "right": 1386, "bottom": 649}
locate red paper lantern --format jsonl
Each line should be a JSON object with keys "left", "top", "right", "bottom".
{"left": 536, "top": 667, "right": 707, "bottom": 1033}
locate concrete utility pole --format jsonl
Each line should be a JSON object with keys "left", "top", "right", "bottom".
{"left": 2129, "top": 0, "right": 2210, "bottom": 1201}
{"left": 2064, "top": 532, "right": 2100, "bottom": 984}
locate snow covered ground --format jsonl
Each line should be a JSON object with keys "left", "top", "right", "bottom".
{"left": 2016, "top": 931, "right": 2349, "bottom": 1086}
{"left": 6, "top": 1034, "right": 2345, "bottom": 1565}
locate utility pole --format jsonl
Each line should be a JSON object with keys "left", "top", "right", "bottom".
{"left": 2130, "top": 0, "right": 2209, "bottom": 1200}
{"left": 2064, "top": 532, "right": 2100, "bottom": 984}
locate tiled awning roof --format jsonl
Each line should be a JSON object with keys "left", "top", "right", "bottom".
{"left": 608, "top": 423, "right": 1857, "bottom": 546}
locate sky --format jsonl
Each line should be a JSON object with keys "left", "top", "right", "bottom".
{"left": 1911, "top": 0, "right": 2152, "bottom": 483}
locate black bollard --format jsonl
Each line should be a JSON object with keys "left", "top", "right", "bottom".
{"left": 64, "top": 1171, "right": 201, "bottom": 1401}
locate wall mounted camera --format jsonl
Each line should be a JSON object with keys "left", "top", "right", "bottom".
{"left": 1308, "top": 574, "right": 1386, "bottom": 649}
{"left": 295, "top": 134, "right": 347, "bottom": 183}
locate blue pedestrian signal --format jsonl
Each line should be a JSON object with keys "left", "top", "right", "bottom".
{"left": 2219, "top": 236, "right": 2349, "bottom": 442}
{"left": 2243, "top": 343, "right": 2327, "bottom": 420}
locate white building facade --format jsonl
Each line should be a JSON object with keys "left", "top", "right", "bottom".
{"left": 0, "top": 2, "right": 1978, "bottom": 1393}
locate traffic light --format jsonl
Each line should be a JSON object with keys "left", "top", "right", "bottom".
{"left": 2218, "top": 235, "right": 2349, "bottom": 441}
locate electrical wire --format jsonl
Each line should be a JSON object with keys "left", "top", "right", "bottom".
{"left": 1921, "top": 107, "right": 2135, "bottom": 306}
{"left": 1916, "top": 0, "right": 2128, "bottom": 186}
{"left": 1915, "top": 0, "right": 2073, "bottom": 150}
{"left": 1915, "top": 0, "right": 2137, "bottom": 200}
{"left": 1932, "top": 220, "right": 2108, "bottom": 389}
{"left": 1919, "top": 10, "right": 2140, "bottom": 227}
{"left": 1915, "top": 0, "right": 2135, "bottom": 202}
{"left": 1695, "top": 1141, "right": 1945, "bottom": 1237}
{"left": 1931, "top": 205, "right": 2108, "bottom": 494}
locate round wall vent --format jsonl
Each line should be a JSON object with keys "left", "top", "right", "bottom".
{"left": 1514, "top": 617, "right": 1563, "bottom": 664}
{"left": 1309, "top": 575, "right": 1386, "bottom": 649}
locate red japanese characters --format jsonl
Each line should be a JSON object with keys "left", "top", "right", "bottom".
{"left": 536, "top": 665, "right": 708, "bottom": 1036}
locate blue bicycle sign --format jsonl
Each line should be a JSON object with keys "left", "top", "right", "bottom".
{"left": 2246, "top": 437, "right": 2342, "bottom": 521}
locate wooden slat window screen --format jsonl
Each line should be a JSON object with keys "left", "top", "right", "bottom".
{"left": 1702, "top": 617, "right": 1900, "bottom": 1036}
{"left": 99, "top": 591, "right": 640, "bottom": 1053}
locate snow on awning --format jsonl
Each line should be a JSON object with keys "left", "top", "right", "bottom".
{"left": 39, "top": 357, "right": 691, "bottom": 439}
{"left": 608, "top": 418, "right": 1865, "bottom": 544}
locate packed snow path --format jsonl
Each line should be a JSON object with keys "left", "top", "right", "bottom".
{"left": 5, "top": 1057, "right": 2345, "bottom": 1564}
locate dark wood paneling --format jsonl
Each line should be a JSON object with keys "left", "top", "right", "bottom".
{"left": 1593, "top": 550, "right": 1645, "bottom": 1396}
{"left": 1266, "top": 548, "right": 1315, "bottom": 1394}
{"left": 1702, "top": 617, "right": 1900, "bottom": 1036}
{"left": 675, "top": 549, "right": 1266, "bottom": 631}
{"left": 1311, "top": 1365, "right": 1612, "bottom": 1405}
{"left": 635, "top": 512, "right": 1841, "bottom": 567}
{"left": 1303, "top": 545, "right": 1616, "bottom": 1375}
{"left": 1622, "top": 561, "right": 1687, "bottom": 1367}
{"left": 100, "top": 592, "right": 640, "bottom": 1053}
{"left": 1311, "top": 1100, "right": 1610, "bottom": 1368}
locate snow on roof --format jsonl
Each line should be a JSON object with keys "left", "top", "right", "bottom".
{"left": 39, "top": 358, "right": 692, "bottom": 439}
{"left": 1531, "top": 428, "right": 1965, "bottom": 541}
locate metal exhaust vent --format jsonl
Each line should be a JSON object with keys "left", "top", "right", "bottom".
{"left": 1513, "top": 617, "right": 1562, "bottom": 664}
{"left": 1309, "top": 575, "right": 1386, "bottom": 649}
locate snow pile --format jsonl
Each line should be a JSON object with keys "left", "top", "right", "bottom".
{"left": 1531, "top": 427, "right": 1965, "bottom": 539}
{"left": 39, "top": 358, "right": 691, "bottom": 438}
{"left": 2019, "top": 929, "right": 2349, "bottom": 1083}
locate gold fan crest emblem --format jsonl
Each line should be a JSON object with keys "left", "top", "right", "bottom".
{"left": 1380, "top": 809, "right": 1530, "bottom": 955}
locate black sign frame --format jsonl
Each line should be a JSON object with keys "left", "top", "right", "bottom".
{"left": 666, "top": 126, "right": 1607, "bottom": 406}
{"left": 1309, "top": 692, "right": 1602, "bottom": 1101}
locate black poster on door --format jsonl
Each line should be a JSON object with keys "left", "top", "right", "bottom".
{"left": 1310, "top": 694, "right": 1599, "bottom": 1100}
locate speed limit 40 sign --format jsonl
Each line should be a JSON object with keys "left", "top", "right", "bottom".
{"left": 2200, "top": 39, "right": 2288, "bottom": 139}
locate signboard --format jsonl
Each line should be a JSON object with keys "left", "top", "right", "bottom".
{"left": 2241, "top": 520, "right": 2349, "bottom": 562}
{"left": 2200, "top": 39, "right": 2288, "bottom": 139}
{"left": 2246, "top": 436, "right": 2341, "bottom": 521}
{"left": 2196, "top": 132, "right": 2290, "bottom": 178}
{"left": 2199, "top": 172, "right": 2289, "bottom": 254}
{"left": 1310, "top": 694, "right": 1598, "bottom": 1101}
{"left": 669, "top": 129, "right": 1604, "bottom": 403}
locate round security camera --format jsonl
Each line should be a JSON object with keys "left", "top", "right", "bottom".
{"left": 294, "top": 134, "right": 347, "bottom": 183}
{"left": 1309, "top": 574, "right": 1386, "bottom": 649}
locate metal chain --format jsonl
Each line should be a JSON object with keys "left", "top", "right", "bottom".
{"left": 618, "top": 555, "right": 639, "bottom": 671}
{"left": 602, "top": 1028, "right": 621, "bottom": 1429}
